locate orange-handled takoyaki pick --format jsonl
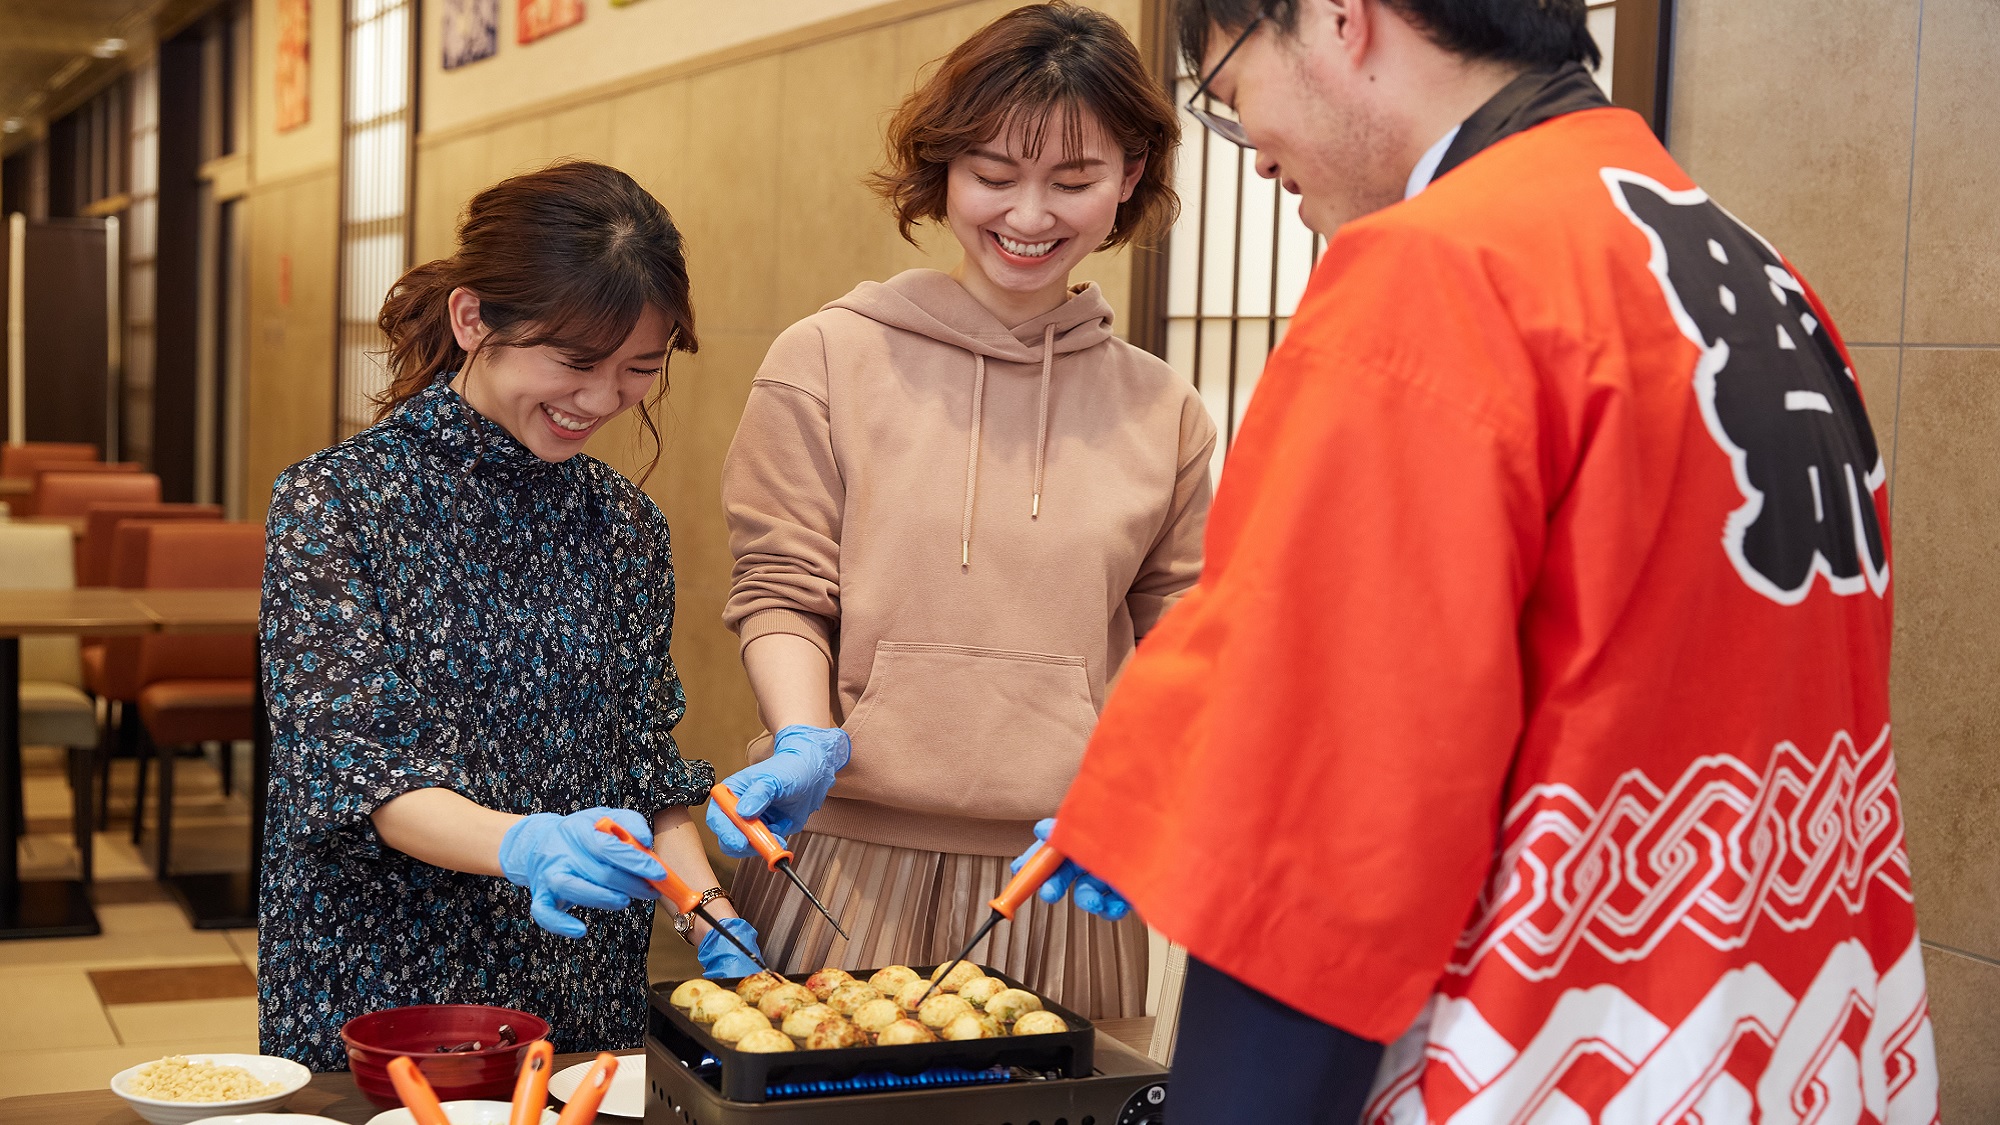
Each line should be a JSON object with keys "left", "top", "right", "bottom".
{"left": 386, "top": 1056, "right": 452, "bottom": 1125}
{"left": 553, "top": 1052, "right": 619, "bottom": 1125}
{"left": 594, "top": 817, "right": 770, "bottom": 973}
{"left": 918, "top": 842, "right": 1068, "bottom": 1006}
{"left": 709, "top": 783, "right": 850, "bottom": 941}
{"left": 507, "top": 1038, "right": 554, "bottom": 1125}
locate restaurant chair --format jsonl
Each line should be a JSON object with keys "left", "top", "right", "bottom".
{"left": 19, "top": 462, "right": 142, "bottom": 518}
{"left": 39, "top": 472, "right": 163, "bottom": 519}
{"left": 0, "top": 523, "right": 105, "bottom": 880}
{"left": 79, "top": 505, "right": 224, "bottom": 826}
{"left": 0, "top": 442, "right": 98, "bottom": 479}
{"left": 129, "top": 521, "right": 265, "bottom": 880}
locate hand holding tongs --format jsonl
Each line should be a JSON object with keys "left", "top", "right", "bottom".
{"left": 594, "top": 817, "right": 771, "bottom": 972}
{"left": 708, "top": 783, "right": 849, "bottom": 940}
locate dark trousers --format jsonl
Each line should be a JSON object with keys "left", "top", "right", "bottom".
{"left": 1168, "top": 956, "right": 1386, "bottom": 1125}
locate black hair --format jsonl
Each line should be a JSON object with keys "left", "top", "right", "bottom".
{"left": 1178, "top": 0, "right": 1600, "bottom": 76}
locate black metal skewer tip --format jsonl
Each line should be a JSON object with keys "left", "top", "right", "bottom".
{"left": 777, "top": 859, "right": 850, "bottom": 941}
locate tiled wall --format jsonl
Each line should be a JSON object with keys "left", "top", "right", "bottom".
{"left": 1673, "top": 0, "right": 2000, "bottom": 1115}
{"left": 406, "top": 0, "right": 1143, "bottom": 793}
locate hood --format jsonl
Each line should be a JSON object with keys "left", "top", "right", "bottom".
{"left": 825, "top": 268, "right": 1116, "bottom": 363}
{"left": 825, "top": 269, "right": 1119, "bottom": 569}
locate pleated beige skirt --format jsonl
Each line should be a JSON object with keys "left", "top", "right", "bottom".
{"left": 731, "top": 830, "right": 1149, "bottom": 1020}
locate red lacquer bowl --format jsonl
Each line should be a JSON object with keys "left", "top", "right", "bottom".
{"left": 340, "top": 1004, "right": 551, "bottom": 1109}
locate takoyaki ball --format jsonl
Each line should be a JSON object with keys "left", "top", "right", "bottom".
{"left": 875, "top": 1018, "right": 938, "bottom": 1046}
{"left": 1012, "top": 1010, "right": 1068, "bottom": 1035}
{"left": 928, "top": 961, "right": 984, "bottom": 993}
{"left": 734, "top": 971, "right": 786, "bottom": 1006}
{"left": 735, "top": 1027, "right": 797, "bottom": 1053}
{"left": 692, "top": 989, "right": 747, "bottom": 1024}
{"left": 671, "top": 978, "right": 722, "bottom": 1010}
{"left": 957, "top": 975, "right": 1006, "bottom": 1008}
{"left": 894, "top": 979, "right": 933, "bottom": 1012}
{"left": 781, "top": 1002, "right": 838, "bottom": 1040}
{"left": 940, "top": 1012, "right": 1004, "bottom": 1041}
{"left": 917, "top": 994, "right": 974, "bottom": 1030}
{"left": 805, "top": 968, "right": 855, "bottom": 1001}
{"left": 827, "top": 980, "right": 884, "bottom": 1016}
{"left": 710, "top": 1007, "right": 773, "bottom": 1044}
{"left": 806, "top": 1016, "right": 871, "bottom": 1051}
{"left": 868, "top": 965, "right": 921, "bottom": 995}
{"left": 853, "top": 997, "right": 904, "bottom": 1035}
{"left": 984, "top": 988, "right": 1044, "bottom": 1024}
{"left": 757, "top": 982, "right": 818, "bottom": 1023}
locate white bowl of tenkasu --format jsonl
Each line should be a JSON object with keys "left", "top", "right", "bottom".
{"left": 110, "top": 1053, "right": 311, "bottom": 1125}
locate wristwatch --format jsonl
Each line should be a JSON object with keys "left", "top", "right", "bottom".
{"left": 673, "top": 887, "right": 732, "bottom": 946}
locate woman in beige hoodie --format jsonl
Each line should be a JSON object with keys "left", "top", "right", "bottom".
{"left": 710, "top": 3, "right": 1213, "bottom": 1019}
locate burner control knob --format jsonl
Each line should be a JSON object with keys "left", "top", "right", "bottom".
{"left": 1117, "top": 1081, "right": 1168, "bottom": 1124}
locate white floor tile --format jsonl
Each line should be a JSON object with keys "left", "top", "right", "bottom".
{"left": 107, "top": 996, "right": 260, "bottom": 1045}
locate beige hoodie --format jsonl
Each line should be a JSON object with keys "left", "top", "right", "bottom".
{"left": 722, "top": 269, "right": 1215, "bottom": 856}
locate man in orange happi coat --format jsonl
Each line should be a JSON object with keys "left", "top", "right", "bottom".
{"left": 1017, "top": 0, "right": 1938, "bottom": 1121}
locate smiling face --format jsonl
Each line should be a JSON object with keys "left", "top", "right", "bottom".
{"left": 944, "top": 108, "right": 1144, "bottom": 323}
{"left": 1202, "top": 6, "right": 1406, "bottom": 235}
{"left": 445, "top": 287, "right": 673, "bottom": 463}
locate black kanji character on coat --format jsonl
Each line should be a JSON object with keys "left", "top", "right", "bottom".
{"left": 1609, "top": 171, "right": 1888, "bottom": 605}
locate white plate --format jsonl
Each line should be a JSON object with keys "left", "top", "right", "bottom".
{"left": 109, "top": 1054, "right": 312, "bottom": 1125}
{"left": 189, "top": 1117, "right": 347, "bottom": 1124}
{"left": 366, "top": 1102, "right": 560, "bottom": 1125}
{"left": 548, "top": 1058, "right": 645, "bottom": 1118}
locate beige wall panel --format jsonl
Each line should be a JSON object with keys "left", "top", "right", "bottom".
{"left": 251, "top": 0, "right": 344, "bottom": 182}
{"left": 540, "top": 102, "right": 617, "bottom": 167}
{"left": 1886, "top": 347, "right": 2000, "bottom": 959}
{"left": 1848, "top": 345, "right": 1900, "bottom": 489}
{"left": 243, "top": 170, "right": 340, "bottom": 515}
{"left": 1669, "top": 0, "right": 1919, "bottom": 345}
{"left": 421, "top": 0, "right": 892, "bottom": 138}
{"left": 774, "top": 30, "right": 912, "bottom": 325}
{"left": 1921, "top": 945, "right": 2000, "bottom": 1120}
{"left": 1903, "top": 0, "right": 2000, "bottom": 345}
{"left": 680, "top": 58, "right": 786, "bottom": 337}
{"left": 609, "top": 81, "right": 693, "bottom": 219}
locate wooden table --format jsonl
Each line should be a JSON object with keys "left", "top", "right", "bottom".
{"left": 0, "top": 476, "right": 29, "bottom": 497}
{"left": 0, "top": 589, "right": 162, "bottom": 940}
{"left": 0, "top": 1022, "right": 1160, "bottom": 1123}
{"left": 0, "top": 588, "right": 262, "bottom": 940}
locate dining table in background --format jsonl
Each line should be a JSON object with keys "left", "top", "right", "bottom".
{"left": 0, "top": 587, "right": 264, "bottom": 941}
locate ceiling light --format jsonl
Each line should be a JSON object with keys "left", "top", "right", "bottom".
{"left": 1, "top": 120, "right": 20, "bottom": 135}
{"left": 91, "top": 38, "right": 126, "bottom": 58}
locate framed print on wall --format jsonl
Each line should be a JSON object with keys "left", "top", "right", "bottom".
{"left": 275, "top": 0, "right": 310, "bottom": 131}
{"left": 443, "top": 0, "right": 499, "bottom": 69}
{"left": 517, "top": 0, "right": 584, "bottom": 44}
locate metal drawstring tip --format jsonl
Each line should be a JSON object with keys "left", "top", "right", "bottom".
{"left": 961, "top": 540, "right": 970, "bottom": 567}
{"left": 1031, "top": 492, "right": 1040, "bottom": 519}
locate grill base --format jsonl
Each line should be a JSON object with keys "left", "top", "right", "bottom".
{"left": 645, "top": 1029, "right": 1169, "bottom": 1125}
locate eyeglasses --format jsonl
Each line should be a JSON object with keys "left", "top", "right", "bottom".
{"left": 1184, "top": 16, "right": 1265, "bottom": 149}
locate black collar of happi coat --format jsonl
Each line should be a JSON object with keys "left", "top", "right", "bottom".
{"left": 1432, "top": 61, "right": 1613, "bottom": 183}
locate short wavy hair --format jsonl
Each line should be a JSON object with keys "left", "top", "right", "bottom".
{"left": 871, "top": 2, "right": 1180, "bottom": 250}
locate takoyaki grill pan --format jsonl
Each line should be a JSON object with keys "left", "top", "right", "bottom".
{"left": 647, "top": 1016, "right": 1171, "bottom": 1125}
{"left": 651, "top": 966, "right": 1094, "bottom": 1103}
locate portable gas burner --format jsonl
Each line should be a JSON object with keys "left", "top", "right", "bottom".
{"left": 644, "top": 976, "right": 1169, "bottom": 1125}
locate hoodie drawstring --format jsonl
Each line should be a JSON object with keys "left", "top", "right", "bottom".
{"left": 961, "top": 353, "right": 987, "bottom": 568}
{"left": 1032, "top": 323, "right": 1054, "bottom": 520}
{"left": 961, "top": 323, "right": 1058, "bottom": 569}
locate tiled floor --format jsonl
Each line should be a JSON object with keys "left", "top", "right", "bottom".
{"left": 1, "top": 743, "right": 703, "bottom": 1098}
{"left": 0, "top": 744, "right": 264, "bottom": 1097}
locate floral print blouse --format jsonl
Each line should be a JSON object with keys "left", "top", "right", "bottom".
{"left": 257, "top": 375, "right": 713, "bottom": 1071}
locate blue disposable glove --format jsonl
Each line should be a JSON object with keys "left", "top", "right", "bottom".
{"left": 705, "top": 724, "right": 851, "bottom": 858}
{"left": 699, "top": 916, "right": 768, "bottom": 980}
{"left": 1013, "top": 818, "right": 1132, "bottom": 921}
{"left": 498, "top": 807, "right": 666, "bottom": 939}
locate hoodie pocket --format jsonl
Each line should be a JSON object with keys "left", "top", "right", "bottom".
{"left": 839, "top": 641, "right": 1097, "bottom": 822}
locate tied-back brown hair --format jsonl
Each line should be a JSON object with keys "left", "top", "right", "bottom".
{"left": 375, "top": 160, "right": 698, "bottom": 480}
{"left": 872, "top": 2, "right": 1180, "bottom": 249}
